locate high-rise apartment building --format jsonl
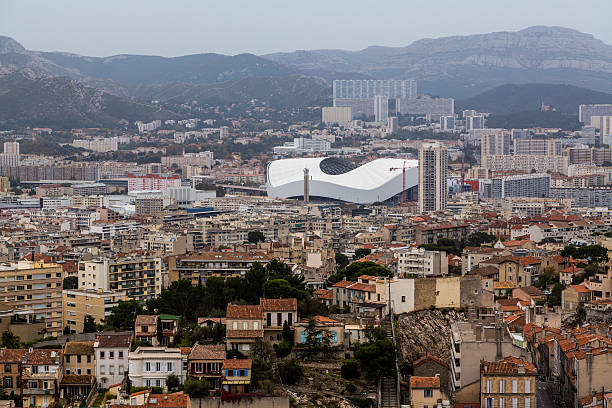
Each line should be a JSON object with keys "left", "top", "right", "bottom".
{"left": 418, "top": 142, "right": 448, "bottom": 213}
{"left": 374, "top": 96, "right": 389, "bottom": 123}
{"left": 333, "top": 79, "right": 417, "bottom": 99}
{"left": 513, "top": 139, "right": 562, "bottom": 156}
{"left": 466, "top": 115, "right": 485, "bottom": 130}
{"left": 440, "top": 115, "right": 456, "bottom": 131}
{"left": 0, "top": 261, "right": 64, "bottom": 337}
{"left": 480, "top": 130, "right": 511, "bottom": 168}
{"left": 590, "top": 116, "right": 612, "bottom": 145}
{"left": 0, "top": 141, "right": 20, "bottom": 167}
{"left": 322, "top": 107, "right": 353, "bottom": 125}
{"left": 579, "top": 104, "right": 612, "bottom": 125}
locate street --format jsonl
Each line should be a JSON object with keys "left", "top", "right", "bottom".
{"left": 536, "top": 379, "right": 558, "bottom": 408}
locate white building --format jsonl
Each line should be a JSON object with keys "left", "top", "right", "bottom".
{"left": 128, "top": 347, "right": 187, "bottom": 390}
{"left": 393, "top": 246, "right": 448, "bottom": 277}
{"left": 440, "top": 115, "right": 456, "bottom": 131}
{"left": 0, "top": 141, "right": 20, "bottom": 167}
{"left": 94, "top": 334, "right": 131, "bottom": 388}
{"left": 418, "top": 141, "right": 448, "bottom": 213}
{"left": 128, "top": 174, "right": 181, "bottom": 193}
{"left": 322, "top": 107, "right": 352, "bottom": 125}
{"left": 374, "top": 96, "right": 389, "bottom": 123}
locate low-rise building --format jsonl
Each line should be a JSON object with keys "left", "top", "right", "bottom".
{"left": 561, "top": 285, "right": 592, "bottom": 312}
{"left": 261, "top": 298, "right": 297, "bottom": 344}
{"left": 0, "top": 349, "right": 27, "bottom": 398}
{"left": 169, "top": 252, "right": 271, "bottom": 285}
{"left": 393, "top": 246, "right": 448, "bottom": 277}
{"left": 128, "top": 347, "right": 188, "bottom": 391}
{"left": 409, "top": 376, "right": 444, "bottom": 408}
{"left": 62, "top": 289, "right": 126, "bottom": 334}
{"left": 188, "top": 344, "right": 225, "bottom": 390}
{"left": 480, "top": 357, "right": 536, "bottom": 408}
{"left": 225, "top": 305, "right": 263, "bottom": 352}
{"left": 63, "top": 342, "right": 94, "bottom": 375}
{"left": 94, "top": 333, "right": 131, "bottom": 388}
{"left": 221, "top": 359, "right": 252, "bottom": 394}
{"left": 21, "top": 349, "right": 63, "bottom": 408}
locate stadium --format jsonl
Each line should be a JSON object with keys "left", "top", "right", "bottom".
{"left": 266, "top": 157, "right": 418, "bottom": 204}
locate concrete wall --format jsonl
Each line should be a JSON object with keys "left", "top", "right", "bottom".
{"left": 436, "top": 277, "right": 461, "bottom": 308}
{"left": 191, "top": 396, "right": 289, "bottom": 408}
{"left": 414, "top": 278, "right": 436, "bottom": 310}
{"left": 460, "top": 276, "right": 487, "bottom": 308}
{"left": 391, "top": 278, "right": 415, "bottom": 314}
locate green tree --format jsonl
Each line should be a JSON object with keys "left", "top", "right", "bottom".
{"left": 1, "top": 331, "right": 20, "bottom": 349}
{"left": 83, "top": 315, "right": 96, "bottom": 333}
{"left": 277, "top": 360, "right": 303, "bottom": 385}
{"left": 465, "top": 232, "right": 496, "bottom": 247}
{"left": 341, "top": 358, "right": 360, "bottom": 380}
{"left": 282, "top": 321, "right": 293, "bottom": 344}
{"left": 274, "top": 340, "right": 292, "bottom": 358}
{"left": 248, "top": 230, "right": 266, "bottom": 244}
{"left": 183, "top": 379, "right": 210, "bottom": 408}
{"left": 354, "top": 248, "right": 371, "bottom": 259}
{"left": 335, "top": 253, "right": 349, "bottom": 271}
{"left": 166, "top": 374, "right": 180, "bottom": 392}
{"left": 104, "top": 300, "right": 143, "bottom": 330}
{"left": 250, "top": 340, "right": 275, "bottom": 386}
{"left": 354, "top": 340, "right": 397, "bottom": 380}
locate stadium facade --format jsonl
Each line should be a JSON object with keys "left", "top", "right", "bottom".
{"left": 266, "top": 157, "right": 418, "bottom": 204}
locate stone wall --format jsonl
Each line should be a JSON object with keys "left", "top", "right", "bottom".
{"left": 191, "top": 396, "right": 289, "bottom": 408}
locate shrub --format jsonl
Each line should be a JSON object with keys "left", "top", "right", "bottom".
{"left": 341, "top": 358, "right": 360, "bottom": 380}
{"left": 277, "top": 359, "right": 303, "bottom": 385}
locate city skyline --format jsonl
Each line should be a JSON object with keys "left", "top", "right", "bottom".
{"left": 1, "top": 0, "right": 611, "bottom": 56}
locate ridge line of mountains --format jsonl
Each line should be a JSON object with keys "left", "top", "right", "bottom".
{"left": 3, "top": 25, "right": 612, "bottom": 127}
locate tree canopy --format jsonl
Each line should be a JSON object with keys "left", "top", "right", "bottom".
{"left": 328, "top": 261, "right": 392, "bottom": 284}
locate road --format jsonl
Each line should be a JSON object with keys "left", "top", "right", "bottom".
{"left": 536, "top": 379, "right": 558, "bottom": 408}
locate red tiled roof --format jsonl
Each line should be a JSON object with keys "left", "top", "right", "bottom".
{"left": 226, "top": 329, "right": 263, "bottom": 339}
{"left": 136, "top": 315, "right": 158, "bottom": 325}
{"left": 222, "top": 359, "right": 252, "bottom": 370}
{"left": 261, "top": 298, "right": 297, "bottom": 312}
{"left": 95, "top": 334, "right": 132, "bottom": 348}
{"left": 412, "top": 352, "right": 449, "bottom": 369}
{"left": 226, "top": 304, "right": 263, "bottom": 319}
{"left": 570, "top": 284, "right": 591, "bottom": 293}
{"left": 481, "top": 357, "right": 536, "bottom": 374}
{"left": 410, "top": 376, "right": 440, "bottom": 388}
{"left": 189, "top": 344, "right": 225, "bottom": 360}
{"left": 331, "top": 280, "right": 354, "bottom": 288}
{"left": 147, "top": 392, "right": 189, "bottom": 408}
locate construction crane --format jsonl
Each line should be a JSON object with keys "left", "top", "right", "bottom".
{"left": 389, "top": 161, "right": 407, "bottom": 205}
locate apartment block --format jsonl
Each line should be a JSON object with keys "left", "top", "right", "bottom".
{"left": 480, "top": 357, "right": 536, "bottom": 408}
{"left": 393, "top": 246, "right": 448, "bottom": 277}
{"left": 0, "top": 261, "right": 64, "bottom": 337}
{"left": 128, "top": 347, "right": 188, "bottom": 391}
{"left": 62, "top": 289, "right": 126, "bottom": 333}
{"left": 78, "top": 257, "right": 162, "bottom": 301}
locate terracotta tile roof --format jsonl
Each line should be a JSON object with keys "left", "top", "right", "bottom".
{"left": 261, "top": 298, "right": 297, "bottom": 312}
{"left": 147, "top": 392, "right": 189, "bottom": 408}
{"left": 520, "top": 256, "right": 541, "bottom": 266}
{"left": 0, "top": 349, "right": 27, "bottom": 363}
{"left": 314, "top": 289, "right": 333, "bottom": 300}
{"left": 226, "top": 305, "right": 263, "bottom": 319}
{"left": 331, "top": 280, "right": 354, "bottom": 288}
{"left": 481, "top": 357, "right": 536, "bottom": 375}
{"left": 469, "top": 266, "right": 498, "bottom": 277}
{"left": 497, "top": 298, "right": 520, "bottom": 306}
{"left": 570, "top": 284, "right": 591, "bottom": 293}
{"left": 410, "top": 376, "right": 440, "bottom": 388}
{"left": 136, "top": 315, "right": 159, "bottom": 325}
{"left": 560, "top": 266, "right": 583, "bottom": 274}
{"left": 189, "top": 344, "right": 226, "bottom": 360}
{"left": 412, "top": 352, "right": 449, "bottom": 369}
{"left": 197, "top": 317, "right": 226, "bottom": 325}
{"left": 23, "top": 349, "right": 62, "bottom": 365}
{"left": 95, "top": 334, "right": 131, "bottom": 348}
{"left": 222, "top": 359, "right": 252, "bottom": 370}
{"left": 347, "top": 282, "right": 376, "bottom": 292}
{"left": 64, "top": 341, "right": 94, "bottom": 355}
{"left": 226, "top": 329, "right": 263, "bottom": 339}
{"left": 516, "top": 286, "right": 544, "bottom": 297}
{"left": 301, "top": 315, "right": 341, "bottom": 324}
{"left": 358, "top": 274, "right": 379, "bottom": 281}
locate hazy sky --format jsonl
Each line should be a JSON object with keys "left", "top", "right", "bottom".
{"left": 1, "top": 0, "right": 611, "bottom": 57}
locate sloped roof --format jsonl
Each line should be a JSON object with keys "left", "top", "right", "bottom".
{"left": 226, "top": 305, "right": 263, "bottom": 319}
{"left": 189, "top": 344, "right": 226, "bottom": 360}
{"left": 64, "top": 341, "right": 94, "bottom": 355}
{"left": 222, "top": 359, "right": 252, "bottom": 370}
{"left": 410, "top": 376, "right": 440, "bottom": 388}
{"left": 261, "top": 298, "right": 297, "bottom": 312}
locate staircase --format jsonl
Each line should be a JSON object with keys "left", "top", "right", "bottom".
{"left": 379, "top": 318, "right": 399, "bottom": 408}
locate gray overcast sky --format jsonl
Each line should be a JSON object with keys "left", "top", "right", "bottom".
{"left": 1, "top": 0, "right": 611, "bottom": 57}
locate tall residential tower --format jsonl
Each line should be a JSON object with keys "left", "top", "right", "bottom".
{"left": 418, "top": 142, "right": 448, "bottom": 213}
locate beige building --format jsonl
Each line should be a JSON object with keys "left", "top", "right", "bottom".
{"left": 419, "top": 141, "right": 448, "bottom": 213}
{"left": 409, "top": 376, "right": 444, "bottom": 408}
{"left": 225, "top": 304, "right": 263, "bottom": 352}
{"left": 78, "top": 256, "right": 163, "bottom": 301}
{"left": 169, "top": 251, "right": 271, "bottom": 284}
{"left": 393, "top": 246, "right": 448, "bottom": 277}
{"left": 0, "top": 261, "right": 64, "bottom": 337}
{"left": 62, "top": 289, "right": 126, "bottom": 333}
{"left": 322, "top": 106, "right": 352, "bottom": 125}
{"left": 480, "top": 357, "right": 536, "bottom": 408}
{"left": 64, "top": 341, "right": 95, "bottom": 375}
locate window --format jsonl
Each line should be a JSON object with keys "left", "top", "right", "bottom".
{"left": 4, "top": 365, "right": 10, "bottom": 373}
{"left": 512, "top": 398, "right": 517, "bottom": 408}
{"left": 242, "top": 322, "right": 248, "bottom": 330}
{"left": 77, "top": 355, "right": 81, "bottom": 363}
{"left": 499, "top": 397, "right": 505, "bottom": 408}
{"left": 167, "top": 362, "right": 173, "bottom": 372}
{"left": 232, "top": 322, "right": 238, "bottom": 330}
{"left": 3, "top": 376, "right": 13, "bottom": 388}
{"left": 87, "top": 355, "right": 91, "bottom": 363}
{"left": 109, "top": 351, "right": 114, "bottom": 359}
{"left": 486, "top": 380, "right": 492, "bottom": 393}
{"left": 145, "top": 362, "right": 151, "bottom": 372}
{"left": 155, "top": 362, "right": 161, "bottom": 371}
{"left": 100, "top": 351, "right": 105, "bottom": 359}
{"left": 524, "top": 379, "right": 530, "bottom": 393}
{"left": 119, "top": 365, "right": 124, "bottom": 374}
{"left": 512, "top": 380, "right": 518, "bottom": 393}
{"left": 499, "top": 379, "right": 505, "bottom": 392}
{"left": 87, "top": 368, "right": 91, "bottom": 375}
{"left": 401, "top": 296, "right": 406, "bottom": 302}
{"left": 525, "top": 398, "right": 530, "bottom": 408}
{"left": 253, "top": 321, "right": 259, "bottom": 330}
{"left": 145, "top": 380, "right": 151, "bottom": 387}
{"left": 109, "top": 366, "right": 114, "bottom": 374}
{"left": 118, "top": 351, "right": 124, "bottom": 358}
{"left": 424, "top": 389, "right": 433, "bottom": 398}
{"left": 485, "top": 398, "right": 494, "bottom": 408}
{"left": 288, "top": 313, "right": 292, "bottom": 326}
{"left": 155, "top": 379, "right": 161, "bottom": 387}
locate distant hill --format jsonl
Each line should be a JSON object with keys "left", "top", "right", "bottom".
{"left": 264, "top": 26, "right": 612, "bottom": 98}
{"left": 0, "top": 69, "right": 174, "bottom": 128}
{"left": 486, "top": 110, "right": 580, "bottom": 131}
{"left": 133, "top": 75, "right": 331, "bottom": 107}
{"left": 458, "top": 83, "right": 612, "bottom": 115}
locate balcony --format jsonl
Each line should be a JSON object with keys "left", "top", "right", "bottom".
{"left": 22, "top": 388, "right": 53, "bottom": 395}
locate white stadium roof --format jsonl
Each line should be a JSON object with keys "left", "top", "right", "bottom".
{"left": 266, "top": 157, "right": 418, "bottom": 204}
